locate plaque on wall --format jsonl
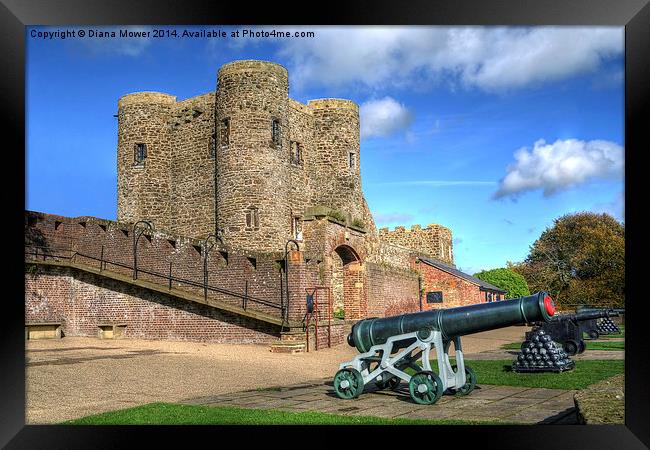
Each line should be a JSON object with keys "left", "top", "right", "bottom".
{"left": 426, "top": 291, "right": 443, "bottom": 303}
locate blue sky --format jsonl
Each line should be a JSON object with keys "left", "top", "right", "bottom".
{"left": 26, "top": 26, "right": 624, "bottom": 275}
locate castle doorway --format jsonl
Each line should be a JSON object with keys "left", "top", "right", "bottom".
{"left": 331, "top": 244, "right": 366, "bottom": 321}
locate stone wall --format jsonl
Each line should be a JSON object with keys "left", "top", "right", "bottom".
{"left": 169, "top": 92, "right": 216, "bottom": 238}
{"left": 117, "top": 92, "right": 175, "bottom": 231}
{"left": 379, "top": 224, "right": 454, "bottom": 265}
{"left": 215, "top": 60, "right": 293, "bottom": 252}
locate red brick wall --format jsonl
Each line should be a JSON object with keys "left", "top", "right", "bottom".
{"left": 25, "top": 211, "right": 285, "bottom": 318}
{"left": 366, "top": 263, "right": 420, "bottom": 317}
{"left": 25, "top": 265, "right": 280, "bottom": 343}
{"left": 413, "top": 260, "right": 484, "bottom": 309}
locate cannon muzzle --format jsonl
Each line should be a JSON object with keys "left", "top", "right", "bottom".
{"left": 348, "top": 292, "right": 555, "bottom": 353}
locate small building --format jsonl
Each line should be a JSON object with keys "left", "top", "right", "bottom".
{"left": 415, "top": 257, "right": 507, "bottom": 310}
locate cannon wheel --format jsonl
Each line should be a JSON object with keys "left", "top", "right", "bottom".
{"left": 408, "top": 371, "right": 443, "bottom": 405}
{"left": 450, "top": 365, "right": 477, "bottom": 396}
{"left": 333, "top": 368, "right": 364, "bottom": 400}
{"left": 577, "top": 340, "right": 586, "bottom": 354}
{"left": 564, "top": 340, "right": 578, "bottom": 356}
{"left": 588, "top": 330, "right": 599, "bottom": 340}
{"left": 376, "top": 376, "right": 401, "bottom": 391}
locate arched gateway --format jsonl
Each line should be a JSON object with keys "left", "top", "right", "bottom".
{"left": 331, "top": 244, "right": 366, "bottom": 321}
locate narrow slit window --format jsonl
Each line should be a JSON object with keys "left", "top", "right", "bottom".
{"left": 290, "top": 141, "right": 303, "bottom": 165}
{"left": 220, "top": 118, "right": 230, "bottom": 148}
{"left": 272, "top": 119, "right": 281, "bottom": 146}
{"left": 293, "top": 216, "right": 303, "bottom": 240}
{"left": 245, "top": 207, "right": 260, "bottom": 231}
{"left": 134, "top": 143, "right": 147, "bottom": 165}
{"left": 349, "top": 152, "right": 355, "bottom": 169}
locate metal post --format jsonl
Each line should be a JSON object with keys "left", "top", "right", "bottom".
{"left": 314, "top": 289, "right": 318, "bottom": 352}
{"left": 328, "top": 287, "right": 332, "bottom": 348}
{"left": 133, "top": 220, "right": 153, "bottom": 280}
{"left": 202, "top": 233, "right": 223, "bottom": 303}
{"left": 283, "top": 239, "right": 300, "bottom": 326}
{"left": 244, "top": 280, "right": 248, "bottom": 310}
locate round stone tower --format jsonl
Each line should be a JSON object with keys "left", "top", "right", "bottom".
{"left": 215, "top": 60, "right": 292, "bottom": 252}
{"left": 116, "top": 92, "right": 175, "bottom": 230}
{"left": 308, "top": 99, "right": 364, "bottom": 223}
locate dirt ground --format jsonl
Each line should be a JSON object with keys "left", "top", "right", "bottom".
{"left": 26, "top": 326, "right": 532, "bottom": 424}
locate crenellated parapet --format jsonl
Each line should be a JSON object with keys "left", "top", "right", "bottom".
{"left": 379, "top": 223, "right": 454, "bottom": 265}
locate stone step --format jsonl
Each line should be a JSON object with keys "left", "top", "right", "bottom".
{"left": 269, "top": 342, "right": 306, "bottom": 354}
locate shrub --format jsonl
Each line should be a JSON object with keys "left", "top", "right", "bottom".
{"left": 328, "top": 210, "right": 346, "bottom": 223}
{"left": 333, "top": 308, "right": 345, "bottom": 320}
{"left": 473, "top": 268, "right": 530, "bottom": 299}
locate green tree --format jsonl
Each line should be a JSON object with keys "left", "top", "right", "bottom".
{"left": 510, "top": 212, "right": 624, "bottom": 309}
{"left": 473, "top": 268, "right": 530, "bottom": 299}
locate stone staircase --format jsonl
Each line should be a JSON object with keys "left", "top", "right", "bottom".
{"left": 269, "top": 330, "right": 308, "bottom": 354}
{"left": 269, "top": 321, "right": 354, "bottom": 354}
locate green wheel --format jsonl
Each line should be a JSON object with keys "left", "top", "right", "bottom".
{"left": 450, "top": 365, "right": 477, "bottom": 396}
{"left": 334, "top": 368, "right": 364, "bottom": 399}
{"left": 408, "top": 371, "right": 443, "bottom": 405}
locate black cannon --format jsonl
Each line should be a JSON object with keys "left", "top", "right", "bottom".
{"left": 575, "top": 306, "right": 624, "bottom": 338}
{"left": 334, "top": 292, "right": 556, "bottom": 404}
{"left": 528, "top": 308, "right": 617, "bottom": 355}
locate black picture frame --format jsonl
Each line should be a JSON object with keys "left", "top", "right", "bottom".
{"left": 3, "top": 1, "right": 648, "bottom": 448}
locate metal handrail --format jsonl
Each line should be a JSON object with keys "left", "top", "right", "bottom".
{"left": 24, "top": 245, "right": 281, "bottom": 311}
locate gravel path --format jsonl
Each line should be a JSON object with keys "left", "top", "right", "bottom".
{"left": 26, "top": 326, "right": 534, "bottom": 423}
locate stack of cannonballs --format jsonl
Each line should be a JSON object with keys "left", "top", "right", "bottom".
{"left": 597, "top": 318, "right": 620, "bottom": 335}
{"left": 512, "top": 329, "right": 575, "bottom": 373}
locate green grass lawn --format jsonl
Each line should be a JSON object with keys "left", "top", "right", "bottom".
{"left": 420, "top": 359, "right": 624, "bottom": 390}
{"left": 585, "top": 341, "right": 625, "bottom": 351}
{"left": 62, "top": 403, "right": 507, "bottom": 425}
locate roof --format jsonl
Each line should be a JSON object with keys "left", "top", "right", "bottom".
{"left": 417, "top": 257, "right": 507, "bottom": 293}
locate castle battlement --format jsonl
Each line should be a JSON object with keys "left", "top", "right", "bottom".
{"left": 117, "top": 60, "right": 366, "bottom": 253}
{"left": 378, "top": 223, "right": 453, "bottom": 264}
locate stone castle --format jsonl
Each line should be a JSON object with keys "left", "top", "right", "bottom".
{"left": 117, "top": 60, "right": 454, "bottom": 269}
{"left": 26, "top": 61, "right": 506, "bottom": 350}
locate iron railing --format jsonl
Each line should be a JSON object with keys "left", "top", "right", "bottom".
{"left": 25, "top": 245, "right": 282, "bottom": 313}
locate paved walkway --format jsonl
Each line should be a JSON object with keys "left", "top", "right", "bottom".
{"left": 181, "top": 378, "right": 578, "bottom": 424}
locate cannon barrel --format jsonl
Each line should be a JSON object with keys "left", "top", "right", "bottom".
{"left": 348, "top": 292, "right": 556, "bottom": 353}
{"left": 553, "top": 309, "right": 614, "bottom": 323}
{"left": 576, "top": 305, "right": 624, "bottom": 316}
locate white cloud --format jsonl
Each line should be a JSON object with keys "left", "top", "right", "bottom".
{"left": 275, "top": 26, "right": 622, "bottom": 92}
{"left": 360, "top": 97, "right": 413, "bottom": 139}
{"left": 494, "top": 139, "right": 624, "bottom": 198}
